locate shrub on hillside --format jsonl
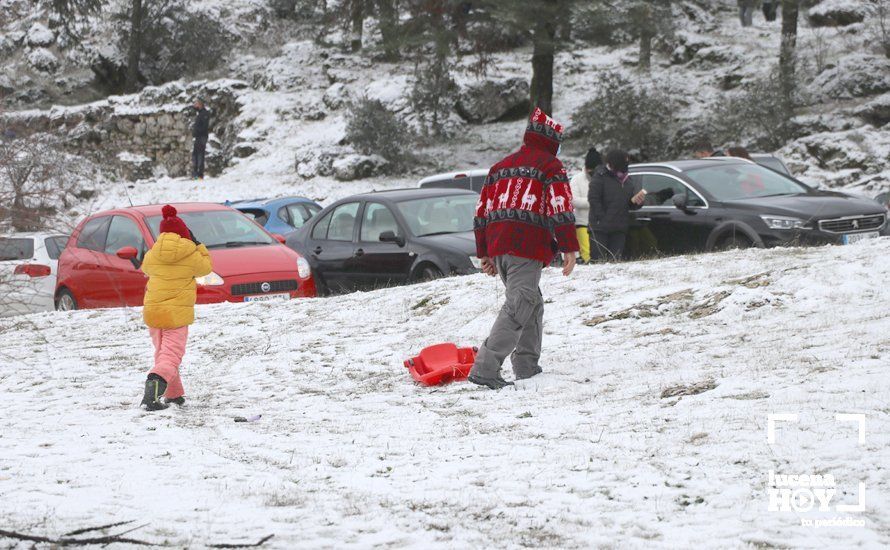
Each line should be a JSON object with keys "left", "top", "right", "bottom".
{"left": 707, "top": 72, "right": 802, "bottom": 151}
{"left": 571, "top": 71, "right": 677, "bottom": 161}
{"left": 114, "top": 0, "right": 233, "bottom": 86}
{"left": 345, "top": 98, "right": 414, "bottom": 171}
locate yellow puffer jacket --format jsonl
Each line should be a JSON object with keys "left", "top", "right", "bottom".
{"left": 141, "top": 232, "right": 213, "bottom": 329}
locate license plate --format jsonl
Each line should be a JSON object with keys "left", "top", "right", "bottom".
{"left": 244, "top": 293, "right": 290, "bottom": 303}
{"left": 842, "top": 232, "right": 879, "bottom": 245}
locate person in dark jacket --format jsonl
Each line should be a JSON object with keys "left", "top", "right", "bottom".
{"left": 191, "top": 98, "right": 210, "bottom": 180}
{"left": 588, "top": 149, "right": 646, "bottom": 261}
{"left": 738, "top": 0, "right": 755, "bottom": 26}
{"left": 762, "top": 0, "right": 778, "bottom": 21}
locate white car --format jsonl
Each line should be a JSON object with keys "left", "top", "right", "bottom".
{"left": 419, "top": 169, "right": 488, "bottom": 193}
{"left": 0, "top": 233, "right": 68, "bottom": 317}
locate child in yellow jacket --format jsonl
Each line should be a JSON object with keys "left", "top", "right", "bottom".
{"left": 140, "top": 205, "right": 213, "bottom": 411}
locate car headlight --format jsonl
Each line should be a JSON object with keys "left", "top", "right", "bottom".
{"left": 196, "top": 271, "right": 224, "bottom": 286}
{"left": 760, "top": 215, "right": 806, "bottom": 230}
{"left": 297, "top": 257, "right": 311, "bottom": 279}
{"left": 469, "top": 256, "right": 482, "bottom": 269}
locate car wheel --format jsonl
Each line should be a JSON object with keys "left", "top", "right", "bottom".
{"left": 56, "top": 289, "right": 78, "bottom": 311}
{"left": 414, "top": 264, "right": 443, "bottom": 282}
{"left": 718, "top": 233, "right": 753, "bottom": 250}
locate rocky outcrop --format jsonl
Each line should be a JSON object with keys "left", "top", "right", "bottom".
{"left": 455, "top": 77, "right": 530, "bottom": 124}
{"left": 854, "top": 93, "right": 890, "bottom": 127}
{"left": 332, "top": 154, "right": 389, "bottom": 181}
{"left": 781, "top": 127, "right": 890, "bottom": 186}
{"left": 808, "top": 0, "right": 867, "bottom": 27}
{"left": 809, "top": 54, "right": 890, "bottom": 101}
{"left": 1, "top": 79, "right": 248, "bottom": 180}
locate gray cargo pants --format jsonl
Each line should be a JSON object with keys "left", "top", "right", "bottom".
{"left": 471, "top": 255, "right": 544, "bottom": 380}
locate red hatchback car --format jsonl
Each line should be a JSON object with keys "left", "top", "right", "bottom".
{"left": 55, "top": 203, "right": 316, "bottom": 310}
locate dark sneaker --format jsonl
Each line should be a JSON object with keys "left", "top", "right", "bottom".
{"left": 165, "top": 397, "right": 186, "bottom": 406}
{"left": 514, "top": 366, "right": 543, "bottom": 381}
{"left": 468, "top": 374, "right": 514, "bottom": 390}
{"left": 141, "top": 375, "right": 169, "bottom": 411}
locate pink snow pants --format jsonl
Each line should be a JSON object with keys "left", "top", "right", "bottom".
{"left": 148, "top": 326, "right": 189, "bottom": 399}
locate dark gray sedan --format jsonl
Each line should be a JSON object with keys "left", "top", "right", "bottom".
{"left": 285, "top": 188, "right": 480, "bottom": 295}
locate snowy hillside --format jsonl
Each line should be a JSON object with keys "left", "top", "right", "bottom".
{"left": 2, "top": 239, "right": 889, "bottom": 548}
{"left": 2, "top": 0, "right": 889, "bottom": 236}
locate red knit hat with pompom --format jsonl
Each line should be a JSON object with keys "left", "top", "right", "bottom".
{"left": 159, "top": 205, "right": 190, "bottom": 240}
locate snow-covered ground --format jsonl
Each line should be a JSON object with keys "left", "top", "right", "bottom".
{"left": 2, "top": 238, "right": 889, "bottom": 548}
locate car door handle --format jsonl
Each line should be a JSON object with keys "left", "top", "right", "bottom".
{"left": 637, "top": 217, "right": 652, "bottom": 222}
{"left": 314, "top": 246, "right": 323, "bottom": 254}
{"left": 355, "top": 248, "right": 364, "bottom": 257}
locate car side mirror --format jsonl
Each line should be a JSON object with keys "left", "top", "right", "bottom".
{"left": 116, "top": 246, "right": 141, "bottom": 269}
{"left": 379, "top": 231, "right": 405, "bottom": 247}
{"left": 272, "top": 233, "right": 287, "bottom": 244}
{"left": 672, "top": 193, "right": 695, "bottom": 214}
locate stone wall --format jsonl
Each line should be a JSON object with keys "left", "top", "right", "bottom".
{"left": 1, "top": 79, "right": 248, "bottom": 181}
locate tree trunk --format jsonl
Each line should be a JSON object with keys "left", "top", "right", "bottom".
{"left": 779, "top": 0, "right": 799, "bottom": 100}
{"left": 639, "top": 30, "right": 652, "bottom": 70}
{"left": 376, "top": 0, "right": 399, "bottom": 60}
{"left": 124, "top": 0, "right": 143, "bottom": 93}
{"left": 350, "top": 0, "right": 364, "bottom": 52}
{"left": 530, "top": 2, "right": 557, "bottom": 115}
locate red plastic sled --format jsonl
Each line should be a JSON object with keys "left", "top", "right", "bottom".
{"left": 404, "top": 343, "right": 478, "bottom": 386}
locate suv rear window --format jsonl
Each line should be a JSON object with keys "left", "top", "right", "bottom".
{"left": 0, "top": 238, "right": 34, "bottom": 261}
{"left": 44, "top": 236, "right": 68, "bottom": 260}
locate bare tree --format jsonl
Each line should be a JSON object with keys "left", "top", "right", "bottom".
{"left": 779, "top": 0, "right": 800, "bottom": 100}
{"left": 125, "top": 0, "right": 145, "bottom": 93}
{"left": 350, "top": 0, "right": 365, "bottom": 52}
{"left": 530, "top": 0, "right": 559, "bottom": 115}
{"left": 50, "top": 0, "right": 106, "bottom": 41}
{"left": 0, "top": 131, "right": 84, "bottom": 232}
{"left": 869, "top": 0, "right": 890, "bottom": 58}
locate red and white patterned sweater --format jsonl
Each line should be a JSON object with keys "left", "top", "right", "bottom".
{"left": 474, "top": 109, "right": 580, "bottom": 265}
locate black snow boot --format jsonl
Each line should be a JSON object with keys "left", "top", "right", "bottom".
{"left": 468, "top": 374, "right": 514, "bottom": 390}
{"left": 165, "top": 396, "right": 186, "bottom": 406}
{"left": 141, "top": 374, "right": 169, "bottom": 411}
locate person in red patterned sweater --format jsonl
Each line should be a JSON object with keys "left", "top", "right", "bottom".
{"left": 469, "top": 107, "right": 580, "bottom": 390}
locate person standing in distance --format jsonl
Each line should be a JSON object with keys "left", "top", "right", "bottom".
{"left": 588, "top": 149, "right": 646, "bottom": 261}
{"left": 569, "top": 147, "right": 601, "bottom": 264}
{"left": 469, "top": 107, "right": 580, "bottom": 390}
{"left": 191, "top": 97, "right": 210, "bottom": 180}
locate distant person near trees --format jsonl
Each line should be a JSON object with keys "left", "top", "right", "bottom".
{"left": 569, "top": 147, "right": 601, "bottom": 264}
{"left": 469, "top": 107, "right": 579, "bottom": 390}
{"left": 738, "top": 0, "right": 755, "bottom": 26}
{"left": 191, "top": 97, "right": 210, "bottom": 180}
{"left": 726, "top": 145, "right": 753, "bottom": 160}
{"left": 692, "top": 139, "right": 723, "bottom": 159}
{"left": 762, "top": 0, "right": 778, "bottom": 21}
{"left": 588, "top": 149, "right": 646, "bottom": 261}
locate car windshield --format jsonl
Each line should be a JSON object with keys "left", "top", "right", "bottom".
{"left": 146, "top": 210, "right": 275, "bottom": 248}
{"left": 685, "top": 164, "right": 810, "bottom": 201}
{"left": 396, "top": 195, "right": 477, "bottom": 237}
{"left": 0, "top": 238, "right": 34, "bottom": 261}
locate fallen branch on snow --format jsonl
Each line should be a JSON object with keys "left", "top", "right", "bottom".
{"left": 0, "top": 527, "right": 155, "bottom": 546}
{"left": 209, "top": 534, "right": 275, "bottom": 548}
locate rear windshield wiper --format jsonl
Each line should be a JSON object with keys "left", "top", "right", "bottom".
{"left": 206, "top": 241, "right": 270, "bottom": 249}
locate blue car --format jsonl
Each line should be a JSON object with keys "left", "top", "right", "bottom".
{"left": 227, "top": 197, "right": 323, "bottom": 236}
